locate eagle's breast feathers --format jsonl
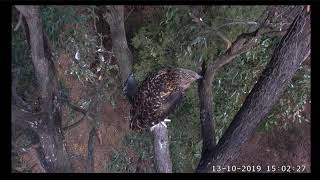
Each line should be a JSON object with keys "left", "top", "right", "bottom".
{"left": 129, "top": 68, "right": 201, "bottom": 131}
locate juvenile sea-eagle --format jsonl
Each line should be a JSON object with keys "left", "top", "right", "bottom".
{"left": 129, "top": 68, "right": 202, "bottom": 131}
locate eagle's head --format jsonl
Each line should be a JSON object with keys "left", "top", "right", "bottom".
{"left": 176, "top": 68, "right": 202, "bottom": 90}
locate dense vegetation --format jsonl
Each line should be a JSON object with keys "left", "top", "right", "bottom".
{"left": 130, "top": 6, "right": 310, "bottom": 172}
{"left": 12, "top": 6, "right": 310, "bottom": 172}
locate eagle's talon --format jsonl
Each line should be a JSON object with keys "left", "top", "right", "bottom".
{"left": 150, "top": 123, "right": 159, "bottom": 132}
{"left": 160, "top": 121, "right": 167, "bottom": 127}
{"left": 150, "top": 120, "right": 168, "bottom": 132}
{"left": 164, "top": 118, "right": 171, "bottom": 122}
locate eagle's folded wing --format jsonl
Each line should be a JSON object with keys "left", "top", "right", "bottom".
{"left": 159, "top": 90, "right": 183, "bottom": 116}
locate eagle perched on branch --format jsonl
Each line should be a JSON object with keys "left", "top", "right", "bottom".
{"left": 130, "top": 68, "right": 202, "bottom": 131}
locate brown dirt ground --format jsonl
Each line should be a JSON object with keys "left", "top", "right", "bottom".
{"left": 42, "top": 7, "right": 158, "bottom": 173}
{"left": 232, "top": 102, "right": 311, "bottom": 173}
{"left": 18, "top": 144, "right": 46, "bottom": 173}
{"left": 55, "top": 52, "right": 132, "bottom": 172}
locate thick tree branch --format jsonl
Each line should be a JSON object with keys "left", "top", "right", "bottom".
{"left": 16, "top": 6, "right": 50, "bottom": 105}
{"left": 196, "top": 7, "right": 309, "bottom": 172}
{"left": 197, "top": 9, "right": 267, "bottom": 162}
{"left": 196, "top": 6, "right": 306, "bottom": 168}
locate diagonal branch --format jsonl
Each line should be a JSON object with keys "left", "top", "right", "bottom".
{"left": 217, "top": 21, "right": 258, "bottom": 29}
{"left": 196, "top": 6, "right": 305, "bottom": 167}
{"left": 197, "top": 10, "right": 268, "bottom": 160}
{"left": 197, "top": 6, "right": 309, "bottom": 172}
{"left": 14, "top": 12, "right": 23, "bottom": 31}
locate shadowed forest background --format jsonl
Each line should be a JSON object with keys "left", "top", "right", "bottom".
{"left": 11, "top": 5, "right": 310, "bottom": 173}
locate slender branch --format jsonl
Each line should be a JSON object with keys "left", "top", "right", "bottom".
{"left": 86, "top": 128, "right": 97, "bottom": 173}
{"left": 62, "top": 114, "right": 88, "bottom": 131}
{"left": 67, "top": 102, "right": 87, "bottom": 115}
{"left": 217, "top": 21, "right": 258, "bottom": 29}
{"left": 214, "top": 30, "right": 232, "bottom": 49}
{"left": 124, "top": 6, "right": 135, "bottom": 22}
{"left": 14, "top": 12, "right": 23, "bottom": 31}
{"left": 207, "top": 29, "right": 262, "bottom": 77}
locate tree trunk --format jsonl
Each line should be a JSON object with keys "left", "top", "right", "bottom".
{"left": 104, "top": 6, "right": 132, "bottom": 83}
{"left": 14, "top": 6, "right": 71, "bottom": 173}
{"left": 104, "top": 6, "right": 172, "bottom": 173}
{"left": 196, "top": 7, "right": 310, "bottom": 172}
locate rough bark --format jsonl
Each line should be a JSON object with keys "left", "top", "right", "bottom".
{"left": 104, "top": 6, "right": 137, "bottom": 100}
{"left": 14, "top": 6, "right": 71, "bottom": 173}
{"left": 104, "top": 5, "right": 132, "bottom": 83}
{"left": 151, "top": 124, "right": 173, "bottom": 173}
{"left": 196, "top": 7, "right": 310, "bottom": 172}
{"left": 197, "top": 63, "right": 216, "bottom": 157}
{"left": 196, "top": 6, "right": 305, "bottom": 169}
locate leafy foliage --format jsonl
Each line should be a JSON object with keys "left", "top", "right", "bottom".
{"left": 12, "top": 5, "right": 310, "bottom": 173}
{"left": 131, "top": 6, "right": 310, "bottom": 172}
{"left": 12, "top": 9, "right": 38, "bottom": 105}
{"left": 263, "top": 60, "right": 310, "bottom": 130}
{"left": 107, "top": 132, "right": 155, "bottom": 173}
{"left": 40, "top": 6, "right": 89, "bottom": 49}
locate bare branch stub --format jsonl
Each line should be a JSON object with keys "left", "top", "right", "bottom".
{"left": 151, "top": 123, "right": 173, "bottom": 173}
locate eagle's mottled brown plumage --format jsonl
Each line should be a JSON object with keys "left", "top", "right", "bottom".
{"left": 130, "top": 68, "right": 202, "bottom": 131}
